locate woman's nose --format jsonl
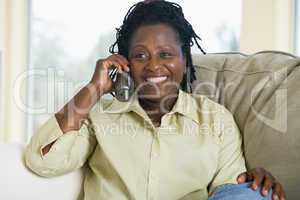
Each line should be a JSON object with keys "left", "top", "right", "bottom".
{"left": 146, "top": 57, "right": 161, "bottom": 71}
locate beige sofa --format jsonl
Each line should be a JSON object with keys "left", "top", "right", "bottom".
{"left": 1, "top": 51, "right": 299, "bottom": 199}
{"left": 193, "top": 51, "right": 300, "bottom": 200}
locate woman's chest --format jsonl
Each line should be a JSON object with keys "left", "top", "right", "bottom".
{"left": 90, "top": 113, "right": 220, "bottom": 192}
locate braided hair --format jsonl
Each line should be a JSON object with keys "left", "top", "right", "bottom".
{"left": 109, "top": 0, "right": 206, "bottom": 93}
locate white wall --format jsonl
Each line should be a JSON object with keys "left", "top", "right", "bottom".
{"left": 0, "top": 0, "right": 29, "bottom": 143}
{"left": 240, "top": 0, "right": 295, "bottom": 54}
{"left": 0, "top": 0, "right": 4, "bottom": 51}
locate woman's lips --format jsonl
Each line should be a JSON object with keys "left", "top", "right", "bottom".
{"left": 145, "top": 76, "right": 168, "bottom": 83}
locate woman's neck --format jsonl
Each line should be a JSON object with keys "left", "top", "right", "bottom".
{"left": 138, "top": 93, "right": 178, "bottom": 126}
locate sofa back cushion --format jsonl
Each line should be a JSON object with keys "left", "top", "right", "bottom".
{"left": 192, "top": 51, "right": 300, "bottom": 200}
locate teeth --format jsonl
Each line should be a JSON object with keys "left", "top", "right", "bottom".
{"left": 146, "top": 76, "right": 167, "bottom": 83}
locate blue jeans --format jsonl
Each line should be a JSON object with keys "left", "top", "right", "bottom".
{"left": 208, "top": 183, "right": 272, "bottom": 200}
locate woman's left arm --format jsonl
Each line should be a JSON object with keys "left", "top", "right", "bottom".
{"left": 237, "top": 167, "right": 286, "bottom": 200}
{"left": 207, "top": 107, "right": 286, "bottom": 200}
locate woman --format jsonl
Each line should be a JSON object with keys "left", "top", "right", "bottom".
{"left": 25, "top": 1, "right": 286, "bottom": 200}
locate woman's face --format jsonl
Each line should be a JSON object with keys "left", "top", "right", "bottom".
{"left": 128, "top": 23, "right": 186, "bottom": 102}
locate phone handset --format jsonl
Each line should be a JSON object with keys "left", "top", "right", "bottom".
{"left": 109, "top": 66, "right": 134, "bottom": 102}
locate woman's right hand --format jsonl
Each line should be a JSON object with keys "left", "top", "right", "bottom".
{"left": 90, "top": 54, "right": 130, "bottom": 95}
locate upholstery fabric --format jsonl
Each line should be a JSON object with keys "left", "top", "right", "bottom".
{"left": 192, "top": 51, "right": 300, "bottom": 199}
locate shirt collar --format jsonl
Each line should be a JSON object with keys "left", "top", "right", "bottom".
{"left": 170, "top": 89, "right": 201, "bottom": 125}
{"left": 102, "top": 91, "right": 150, "bottom": 123}
{"left": 103, "top": 89, "right": 201, "bottom": 125}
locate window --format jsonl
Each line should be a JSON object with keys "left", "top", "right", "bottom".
{"left": 0, "top": 52, "right": 2, "bottom": 126}
{"left": 27, "top": 0, "right": 242, "bottom": 140}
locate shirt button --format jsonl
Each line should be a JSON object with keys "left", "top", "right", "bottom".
{"left": 151, "top": 152, "right": 158, "bottom": 158}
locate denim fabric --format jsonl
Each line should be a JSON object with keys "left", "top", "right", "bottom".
{"left": 208, "top": 183, "right": 272, "bottom": 200}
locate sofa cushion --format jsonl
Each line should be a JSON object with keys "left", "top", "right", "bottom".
{"left": 192, "top": 51, "right": 300, "bottom": 200}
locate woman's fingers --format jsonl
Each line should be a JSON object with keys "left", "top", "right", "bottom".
{"left": 91, "top": 54, "right": 130, "bottom": 94}
{"left": 102, "top": 60, "right": 120, "bottom": 72}
{"left": 236, "top": 172, "right": 247, "bottom": 183}
{"left": 272, "top": 182, "right": 286, "bottom": 200}
{"left": 109, "top": 54, "right": 130, "bottom": 72}
{"left": 239, "top": 168, "right": 287, "bottom": 200}
{"left": 91, "top": 54, "right": 129, "bottom": 93}
{"left": 250, "top": 168, "right": 264, "bottom": 190}
{"left": 261, "top": 174, "right": 273, "bottom": 196}
{"left": 115, "top": 54, "right": 130, "bottom": 71}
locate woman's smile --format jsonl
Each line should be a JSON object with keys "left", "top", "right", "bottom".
{"left": 145, "top": 75, "right": 168, "bottom": 83}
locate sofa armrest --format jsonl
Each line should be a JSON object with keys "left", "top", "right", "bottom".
{"left": 0, "top": 143, "right": 84, "bottom": 200}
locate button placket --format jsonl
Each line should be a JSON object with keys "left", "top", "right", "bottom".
{"left": 147, "top": 133, "right": 160, "bottom": 200}
{"left": 159, "top": 114, "right": 177, "bottom": 136}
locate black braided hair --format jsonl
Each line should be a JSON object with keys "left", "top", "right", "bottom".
{"left": 109, "top": 0, "right": 206, "bottom": 93}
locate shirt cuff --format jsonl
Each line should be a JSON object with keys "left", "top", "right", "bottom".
{"left": 36, "top": 116, "right": 92, "bottom": 158}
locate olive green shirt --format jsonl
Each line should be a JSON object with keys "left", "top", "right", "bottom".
{"left": 25, "top": 89, "right": 246, "bottom": 200}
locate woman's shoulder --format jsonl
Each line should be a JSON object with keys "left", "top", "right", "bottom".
{"left": 188, "top": 92, "right": 229, "bottom": 114}
{"left": 187, "top": 92, "right": 235, "bottom": 124}
{"left": 88, "top": 96, "right": 114, "bottom": 118}
{"left": 187, "top": 93, "right": 238, "bottom": 142}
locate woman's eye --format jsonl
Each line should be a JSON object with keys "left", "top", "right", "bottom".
{"left": 134, "top": 53, "right": 147, "bottom": 60}
{"left": 160, "top": 52, "right": 172, "bottom": 58}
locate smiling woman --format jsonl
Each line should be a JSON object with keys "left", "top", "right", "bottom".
{"left": 24, "top": 1, "right": 286, "bottom": 200}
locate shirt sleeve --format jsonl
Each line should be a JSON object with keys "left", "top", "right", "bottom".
{"left": 208, "top": 109, "right": 247, "bottom": 195}
{"left": 24, "top": 115, "right": 97, "bottom": 178}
